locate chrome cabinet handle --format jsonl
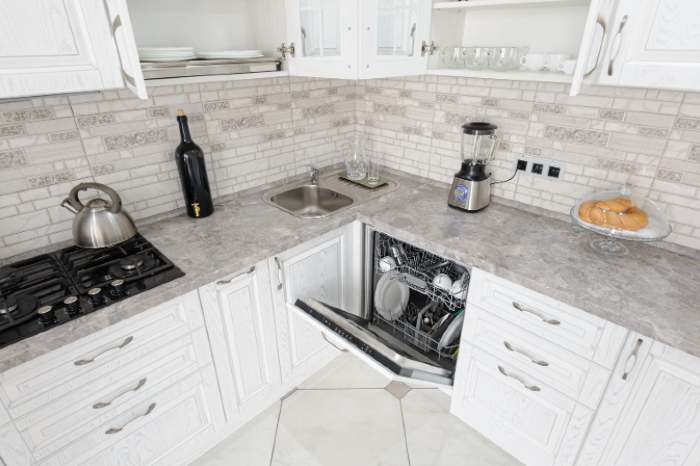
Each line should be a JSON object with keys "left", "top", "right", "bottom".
{"left": 300, "top": 27, "right": 307, "bottom": 56}
{"left": 105, "top": 402, "right": 156, "bottom": 435}
{"left": 408, "top": 23, "right": 417, "bottom": 57}
{"left": 74, "top": 336, "right": 134, "bottom": 366}
{"left": 106, "top": 9, "right": 136, "bottom": 87}
{"left": 512, "top": 302, "right": 560, "bottom": 326}
{"left": 274, "top": 257, "right": 284, "bottom": 291}
{"left": 216, "top": 265, "right": 255, "bottom": 285}
{"left": 607, "top": 14, "right": 628, "bottom": 76}
{"left": 504, "top": 341, "right": 549, "bottom": 367}
{"left": 498, "top": 366, "right": 541, "bottom": 392}
{"left": 585, "top": 17, "right": 607, "bottom": 77}
{"left": 322, "top": 333, "right": 348, "bottom": 352}
{"left": 622, "top": 338, "right": 643, "bottom": 381}
{"left": 93, "top": 378, "right": 147, "bottom": 409}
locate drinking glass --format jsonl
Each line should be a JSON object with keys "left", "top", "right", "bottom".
{"left": 462, "top": 47, "right": 490, "bottom": 70}
{"left": 366, "top": 157, "right": 381, "bottom": 185}
{"left": 344, "top": 134, "right": 367, "bottom": 180}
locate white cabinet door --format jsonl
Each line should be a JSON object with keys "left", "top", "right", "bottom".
{"left": 599, "top": 0, "right": 700, "bottom": 91}
{"left": 0, "top": 0, "right": 146, "bottom": 99}
{"left": 577, "top": 335, "right": 700, "bottom": 466}
{"left": 359, "top": 0, "right": 432, "bottom": 79}
{"left": 0, "top": 423, "right": 32, "bottom": 466}
{"left": 283, "top": 0, "right": 359, "bottom": 79}
{"left": 451, "top": 343, "right": 593, "bottom": 466}
{"left": 271, "top": 223, "right": 362, "bottom": 388}
{"left": 199, "top": 261, "right": 283, "bottom": 429}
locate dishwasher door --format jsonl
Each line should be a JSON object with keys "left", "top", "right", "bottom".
{"left": 294, "top": 298, "right": 454, "bottom": 386}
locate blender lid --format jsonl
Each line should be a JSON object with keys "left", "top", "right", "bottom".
{"left": 462, "top": 122, "right": 497, "bottom": 135}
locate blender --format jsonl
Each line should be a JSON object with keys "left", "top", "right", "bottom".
{"left": 447, "top": 122, "right": 498, "bottom": 212}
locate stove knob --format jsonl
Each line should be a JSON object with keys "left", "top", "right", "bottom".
{"left": 64, "top": 296, "right": 81, "bottom": 317}
{"left": 37, "top": 305, "right": 56, "bottom": 325}
{"left": 110, "top": 279, "right": 125, "bottom": 298}
{"left": 87, "top": 287, "right": 104, "bottom": 307}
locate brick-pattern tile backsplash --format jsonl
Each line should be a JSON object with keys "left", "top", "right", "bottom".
{"left": 2, "top": 73, "right": 700, "bottom": 258}
{"left": 356, "top": 75, "right": 700, "bottom": 251}
{"left": 0, "top": 77, "right": 355, "bottom": 259}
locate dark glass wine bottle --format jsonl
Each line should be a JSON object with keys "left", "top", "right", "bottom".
{"left": 175, "top": 109, "right": 214, "bottom": 219}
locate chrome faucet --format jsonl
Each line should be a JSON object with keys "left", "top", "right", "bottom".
{"left": 310, "top": 166, "right": 320, "bottom": 185}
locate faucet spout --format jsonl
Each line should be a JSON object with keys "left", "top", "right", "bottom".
{"left": 310, "top": 166, "right": 320, "bottom": 185}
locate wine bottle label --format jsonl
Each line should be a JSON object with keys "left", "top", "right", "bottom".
{"left": 192, "top": 202, "right": 201, "bottom": 218}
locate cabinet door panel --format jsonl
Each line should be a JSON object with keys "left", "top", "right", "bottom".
{"left": 0, "top": 0, "right": 144, "bottom": 99}
{"left": 580, "top": 337, "right": 700, "bottom": 466}
{"left": 601, "top": 0, "right": 700, "bottom": 91}
{"left": 200, "top": 261, "right": 282, "bottom": 426}
{"left": 284, "top": 0, "right": 358, "bottom": 79}
{"left": 359, "top": 0, "right": 431, "bottom": 78}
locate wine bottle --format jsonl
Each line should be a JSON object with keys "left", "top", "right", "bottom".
{"left": 175, "top": 109, "right": 214, "bottom": 218}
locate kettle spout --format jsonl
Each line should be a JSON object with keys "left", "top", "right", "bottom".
{"left": 61, "top": 198, "right": 80, "bottom": 214}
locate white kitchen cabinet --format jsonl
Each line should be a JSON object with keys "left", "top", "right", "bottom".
{"left": 595, "top": 0, "right": 700, "bottom": 91}
{"left": 577, "top": 334, "right": 700, "bottom": 466}
{"left": 270, "top": 223, "right": 363, "bottom": 388}
{"left": 199, "top": 260, "right": 283, "bottom": 429}
{"left": 0, "top": 0, "right": 146, "bottom": 99}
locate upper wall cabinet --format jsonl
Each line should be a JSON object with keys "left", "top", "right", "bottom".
{"left": 0, "top": 0, "right": 146, "bottom": 100}
{"left": 283, "top": 0, "right": 359, "bottom": 79}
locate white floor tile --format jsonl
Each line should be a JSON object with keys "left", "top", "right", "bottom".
{"left": 272, "top": 389, "right": 409, "bottom": 466}
{"left": 192, "top": 402, "right": 280, "bottom": 466}
{"left": 401, "top": 389, "right": 523, "bottom": 466}
{"left": 298, "top": 353, "right": 391, "bottom": 389}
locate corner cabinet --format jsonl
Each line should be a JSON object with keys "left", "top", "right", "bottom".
{"left": 199, "top": 260, "right": 283, "bottom": 431}
{"left": 0, "top": 0, "right": 146, "bottom": 100}
{"left": 577, "top": 334, "right": 700, "bottom": 466}
{"left": 269, "top": 222, "right": 363, "bottom": 387}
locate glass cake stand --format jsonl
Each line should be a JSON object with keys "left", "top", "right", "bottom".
{"left": 570, "top": 190, "right": 672, "bottom": 256}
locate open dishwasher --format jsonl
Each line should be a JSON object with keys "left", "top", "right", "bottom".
{"left": 295, "top": 227, "right": 469, "bottom": 385}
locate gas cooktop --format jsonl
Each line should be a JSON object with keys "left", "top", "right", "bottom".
{"left": 0, "top": 234, "right": 184, "bottom": 348}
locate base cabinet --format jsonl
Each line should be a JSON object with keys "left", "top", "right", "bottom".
{"left": 199, "top": 260, "right": 283, "bottom": 429}
{"left": 576, "top": 334, "right": 700, "bottom": 466}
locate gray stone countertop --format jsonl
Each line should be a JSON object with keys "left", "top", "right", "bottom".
{"left": 1, "top": 170, "right": 699, "bottom": 372}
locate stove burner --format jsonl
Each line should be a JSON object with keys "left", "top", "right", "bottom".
{"left": 108, "top": 254, "right": 156, "bottom": 279}
{"left": 0, "top": 267, "right": 20, "bottom": 289}
{"left": 0, "top": 296, "right": 18, "bottom": 314}
{"left": 120, "top": 256, "right": 145, "bottom": 271}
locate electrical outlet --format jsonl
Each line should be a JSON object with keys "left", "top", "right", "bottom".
{"left": 531, "top": 163, "right": 544, "bottom": 175}
{"left": 517, "top": 159, "right": 528, "bottom": 171}
{"left": 548, "top": 166, "right": 561, "bottom": 178}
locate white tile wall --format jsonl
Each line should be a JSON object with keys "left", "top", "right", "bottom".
{"left": 1, "top": 73, "right": 700, "bottom": 259}
{"left": 356, "top": 75, "right": 700, "bottom": 251}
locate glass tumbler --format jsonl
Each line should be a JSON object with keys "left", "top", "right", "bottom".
{"left": 462, "top": 47, "right": 490, "bottom": 70}
{"left": 490, "top": 47, "right": 528, "bottom": 71}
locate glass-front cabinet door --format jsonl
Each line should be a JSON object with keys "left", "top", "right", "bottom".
{"left": 359, "top": 0, "right": 432, "bottom": 79}
{"left": 284, "top": 0, "right": 358, "bottom": 79}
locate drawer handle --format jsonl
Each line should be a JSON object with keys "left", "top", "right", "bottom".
{"left": 498, "top": 365, "right": 541, "bottom": 392}
{"left": 322, "top": 333, "right": 348, "bottom": 353}
{"left": 512, "top": 302, "right": 560, "bottom": 326}
{"left": 216, "top": 265, "right": 255, "bottom": 285}
{"left": 105, "top": 402, "right": 156, "bottom": 435}
{"left": 622, "top": 338, "right": 644, "bottom": 381}
{"left": 74, "top": 336, "right": 134, "bottom": 366}
{"left": 93, "top": 377, "right": 147, "bottom": 409}
{"left": 504, "top": 341, "right": 549, "bottom": 367}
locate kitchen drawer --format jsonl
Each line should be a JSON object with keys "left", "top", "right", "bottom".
{"left": 468, "top": 269, "right": 626, "bottom": 366}
{"left": 39, "top": 365, "right": 224, "bottom": 466}
{"left": 451, "top": 344, "right": 593, "bottom": 466}
{"left": 16, "top": 327, "right": 211, "bottom": 459}
{"left": 464, "top": 305, "right": 611, "bottom": 409}
{"left": 0, "top": 291, "right": 204, "bottom": 412}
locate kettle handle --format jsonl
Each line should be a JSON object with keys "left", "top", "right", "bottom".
{"left": 65, "top": 183, "right": 122, "bottom": 214}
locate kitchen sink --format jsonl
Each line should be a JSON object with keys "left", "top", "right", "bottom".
{"left": 265, "top": 184, "right": 354, "bottom": 218}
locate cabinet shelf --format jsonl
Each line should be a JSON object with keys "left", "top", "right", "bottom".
{"left": 433, "top": 0, "right": 587, "bottom": 10}
{"left": 428, "top": 68, "right": 573, "bottom": 83}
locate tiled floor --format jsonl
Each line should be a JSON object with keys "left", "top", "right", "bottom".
{"left": 193, "top": 354, "right": 522, "bottom": 466}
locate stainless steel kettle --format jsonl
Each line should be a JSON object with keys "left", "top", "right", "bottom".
{"left": 61, "top": 183, "right": 137, "bottom": 248}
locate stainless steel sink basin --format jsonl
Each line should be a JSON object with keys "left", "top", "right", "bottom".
{"left": 265, "top": 184, "right": 354, "bottom": 218}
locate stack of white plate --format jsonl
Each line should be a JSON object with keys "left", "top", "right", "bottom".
{"left": 195, "top": 50, "right": 264, "bottom": 60}
{"left": 139, "top": 47, "right": 197, "bottom": 62}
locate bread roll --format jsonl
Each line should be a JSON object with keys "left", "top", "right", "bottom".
{"left": 578, "top": 196, "right": 649, "bottom": 231}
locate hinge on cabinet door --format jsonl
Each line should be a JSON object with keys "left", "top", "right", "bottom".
{"left": 278, "top": 42, "right": 296, "bottom": 59}
{"left": 421, "top": 41, "right": 437, "bottom": 57}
